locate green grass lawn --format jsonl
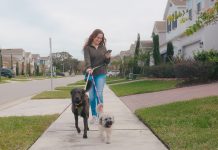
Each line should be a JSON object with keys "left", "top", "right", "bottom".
{"left": 0, "top": 114, "right": 58, "bottom": 150}
{"left": 67, "top": 77, "right": 124, "bottom": 86}
{"left": 135, "top": 96, "right": 218, "bottom": 150}
{"left": 0, "top": 78, "right": 8, "bottom": 84}
{"left": 55, "top": 85, "right": 84, "bottom": 91}
{"left": 67, "top": 80, "right": 85, "bottom": 86}
{"left": 109, "top": 80, "right": 179, "bottom": 97}
{"left": 32, "top": 90, "right": 71, "bottom": 99}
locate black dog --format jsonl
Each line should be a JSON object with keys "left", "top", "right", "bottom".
{"left": 70, "top": 80, "right": 92, "bottom": 138}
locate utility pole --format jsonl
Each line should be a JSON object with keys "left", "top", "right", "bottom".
{"left": 11, "top": 49, "right": 13, "bottom": 70}
{"left": 0, "top": 47, "right": 2, "bottom": 82}
{"left": 49, "top": 38, "right": 53, "bottom": 91}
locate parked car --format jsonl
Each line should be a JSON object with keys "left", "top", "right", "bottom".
{"left": 46, "top": 72, "right": 56, "bottom": 77}
{"left": 107, "top": 70, "right": 120, "bottom": 77}
{"left": 0, "top": 68, "right": 15, "bottom": 78}
{"left": 56, "top": 72, "right": 65, "bottom": 77}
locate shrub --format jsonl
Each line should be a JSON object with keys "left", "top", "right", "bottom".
{"left": 144, "top": 64, "right": 175, "bottom": 78}
{"left": 174, "top": 60, "right": 215, "bottom": 81}
{"left": 194, "top": 49, "right": 218, "bottom": 63}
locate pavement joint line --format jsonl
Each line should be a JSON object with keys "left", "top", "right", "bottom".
{"left": 47, "top": 129, "right": 149, "bottom": 132}
{"left": 0, "top": 95, "right": 34, "bottom": 111}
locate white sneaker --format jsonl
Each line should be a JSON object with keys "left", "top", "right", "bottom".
{"left": 90, "top": 116, "right": 98, "bottom": 124}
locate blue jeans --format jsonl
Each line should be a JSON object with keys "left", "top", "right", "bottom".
{"left": 89, "top": 74, "right": 106, "bottom": 117}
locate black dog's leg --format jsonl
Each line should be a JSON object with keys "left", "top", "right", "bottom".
{"left": 83, "top": 117, "right": 88, "bottom": 138}
{"left": 87, "top": 123, "right": 89, "bottom": 131}
{"left": 74, "top": 114, "right": 81, "bottom": 133}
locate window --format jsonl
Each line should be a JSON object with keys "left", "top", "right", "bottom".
{"left": 167, "top": 20, "right": 172, "bottom": 32}
{"left": 209, "top": 0, "right": 215, "bottom": 6}
{"left": 197, "top": 2, "right": 202, "bottom": 14}
{"left": 189, "top": 9, "right": 192, "bottom": 20}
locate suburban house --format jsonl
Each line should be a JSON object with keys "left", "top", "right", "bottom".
{"left": 1, "top": 49, "right": 27, "bottom": 74}
{"left": 0, "top": 48, "right": 50, "bottom": 76}
{"left": 120, "top": 40, "right": 153, "bottom": 60}
{"left": 39, "top": 56, "right": 50, "bottom": 75}
{"left": 153, "top": 0, "right": 218, "bottom": 61}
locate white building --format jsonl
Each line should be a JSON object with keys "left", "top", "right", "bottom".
{"left": 155, "top": 0, "right": 218, "bottom": 60}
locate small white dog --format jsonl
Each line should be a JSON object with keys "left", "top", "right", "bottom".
{"left": 97, "top": 104, "right": 115, "bottom": 144}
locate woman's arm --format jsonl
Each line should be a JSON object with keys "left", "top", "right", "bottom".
{"left": 103, "top": 47, "right": 111, "bottom": 65}
{"left": 84, "top": 47, "right": 93, "bottom": 73}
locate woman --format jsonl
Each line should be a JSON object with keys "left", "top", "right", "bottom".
{"left": 83, "top": 29, "right": 111, "bottom": 124}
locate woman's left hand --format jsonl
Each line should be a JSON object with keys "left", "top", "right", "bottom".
{"left": 105, "top": 53, "right": 111, "bottom": 59}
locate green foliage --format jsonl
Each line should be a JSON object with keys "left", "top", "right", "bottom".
{"left": 133, "top": 33, "right": 141, "bottom": 74}
{"left": 144, "top": 59, "right": 218, "bottom": 81}
{"left": 194, "top": 49, "right": 218, "bottom": 63}
{"left": 185, "top": 1, "right": 218, "bottom": 35}
{"left": 16, "top": 62, "right": 19, "bottom": 76}
{"left": 36, "top": 65, "right": 40, "bottom": 76}
{"left": 21, "top": 62, "right": 24, "bottom": 75}
{"left": 166, "top": 42, "right": 174, "bottom": 63}
{"left": 52, "top": 51, "right": 81, "bottom": 74}
{"left": 144, "top": 64, "right": 175, "bottom": 78}
{"left": 152, "top": 33, "right": 161, "bottom": 65}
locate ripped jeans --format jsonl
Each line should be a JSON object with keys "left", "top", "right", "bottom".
{"left": 89, "top": 74, "right": 106, "bottom": 117}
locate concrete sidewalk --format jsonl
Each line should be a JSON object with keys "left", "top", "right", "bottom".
{"left": 0, "top": 99, "right": 70, "bottom": 117}
{"left": 30, "top": 85, "right": 167, "bottom": 150}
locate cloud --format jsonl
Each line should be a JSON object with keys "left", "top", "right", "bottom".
{"left": 0, "top": 0, "right": 168, "bottom": 60}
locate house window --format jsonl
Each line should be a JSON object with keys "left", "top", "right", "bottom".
{"left": 172, "top": 20, "right": 177, "bottom": 29}
{"left": 197, "top": 2, "right": 202, "bottom": 14}
{"left": 209, "top": 0, "right": 215, "bottom": 6}
{"left": 189, "top": 9, "right": 192, "bottom": 20}
{"left": 167, "top": 20, "right": 172, "bottom": 32}
{"left": 172, "top": 12, "right": 178, "bottom": 29}
{"left": 169, "top": 3, "right": 172, "bottom": 7}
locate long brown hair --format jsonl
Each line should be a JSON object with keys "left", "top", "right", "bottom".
{"left": 83, "top": 29, "right": 106, "bottom": 50}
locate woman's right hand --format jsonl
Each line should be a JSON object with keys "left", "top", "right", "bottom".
{"left": 86, "top": 68, "right": 93, "bottom": 74}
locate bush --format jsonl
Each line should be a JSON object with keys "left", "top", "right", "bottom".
{"left": 144, "top": 64, "right": 175, "bottom": 78}
{"left": 194, "top": 49, "right": 218, "bottom": 63}
{"left": 174, "top": 60, "right": 215, "bottom": 81}
{"left": 144, "top": 60, "right": 218, "bottom": 81}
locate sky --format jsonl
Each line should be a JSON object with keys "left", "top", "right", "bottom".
{"left": 0, "top": 0, "right": 168, "bottom": 60}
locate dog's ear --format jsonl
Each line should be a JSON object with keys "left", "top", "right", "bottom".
{"left": 81, "top": 89, "right": 86, "bottom": 95}
{"left": 70, "top": 89, "right": 76, "bottom": 97}
{"left": 112, "top": 115, "right": 115, "bottom": 123}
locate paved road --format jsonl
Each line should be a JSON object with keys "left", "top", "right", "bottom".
{"left": 120, "top": 82, "right": 218, "bottom": 112}
{"left": 0, "top": 76, "right": 83, "bottom": 106}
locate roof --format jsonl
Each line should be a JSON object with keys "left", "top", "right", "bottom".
{"left": 140, "top": 40, "right": 153, "bottom": 48}
{"left": 163, "top": 0, "right": 186, "bottom": 19}
{"left": 40, "top": 57, "right": 49, "bottom": 60}
{"left": 1, "top": 48, "right": 25, "bottom": 54}
{"left": 171, "top": 0, "right": 186, "bottom": 6}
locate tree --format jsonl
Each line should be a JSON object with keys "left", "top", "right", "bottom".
{"left": 166, "top": 42, "right": 174, "bottom": 63}
{"left": 152, "top": 33, "right": 161, "bottom": 65}
{"left": 52, "top": 51, "right": 81, "bottom": 75}
{"left": 21, "top": 62, "right": 24, "bottom": 75}
{"left": 11, "top": 54, "right": 13, "bottom": 70}
{"left": 27, "top": 62, "right": 31, "bottom": 76}
{"left": 16, "top": 62, "right": 19, "bottom": 76}
{"left": 36, "top": 65, "right": 40, "bottom": 76}
{"left": 133, "top": 33, "right": 141, "bottom": 74}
